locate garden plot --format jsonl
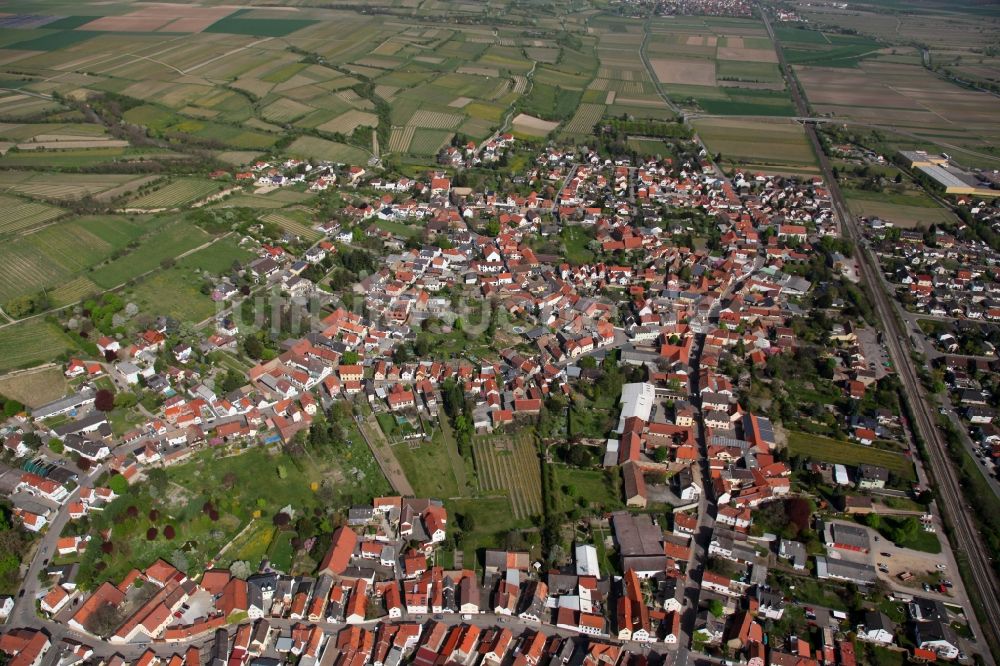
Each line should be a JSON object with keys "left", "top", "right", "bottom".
{"left": 473, "top": 432, "right": 542, "bottom": 520}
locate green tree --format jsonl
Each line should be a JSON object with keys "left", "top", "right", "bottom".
{"left": 108, "top": 474, "right": 128, "bottom": 495}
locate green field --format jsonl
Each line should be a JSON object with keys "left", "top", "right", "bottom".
{"left": 286, "top": 136, "right": 371, "bottom": 164}
{"left": 393, "top": 434, "right": 463, "bottom": 499}
{"left": 126, "top": 268, "right": 218, "bottom": 323}
{"left": 260, "top": 211, "right": 322, "bottom": 243}
{"left": 0, "top": 215, "right": 149, "bottom": 303}
{"left": 78, "top": 436, "right": 389, "bottom": 588}
{"left": 0, "top": 319, "right": 77, "bottom": 372}
{"left": 779, "top": 30, "right": 883, "bottom": 68}
{"left": 204, "top": 17, "right": 317, "bottom": 37}
{"left": 843, "top": 188, "right": 953, "bottom": 228}
{"left": 127, "top": 179, "right": 222, "bottom": 209}
{"left": 89, "top": 220, "right": 211, "bottom": 289}
{"left": 177, "top": 236, "right": 255, "bottom": 273}
{"left": 520, "top": 83, "right": 583, "bottom": 122}
{"left": 0, "top": 147, "right": 184, "bottom": 169}
{"left": 553, "top": 466, "right": 624, "bottom": 514}
{"left": 8, "top": 31, "right": 99, "bottom": 52}
{"left": 694, "top": 118, "right": 817, "bottom": 168}
{"left": 787, "top": 431, "right": 915, "bottom": 481}
{"left": 0, "top": 195, "right": 64, "bottom": 234}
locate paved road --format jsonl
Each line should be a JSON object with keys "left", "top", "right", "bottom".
{"left": 762, "top": 8, "right": 1000, "bottom": 660}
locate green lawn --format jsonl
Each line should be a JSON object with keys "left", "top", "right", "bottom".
{"left": 89, "top": 220, "right": 210, "bottom": 288}
{"left": 553, "top": 466, "right": 624, "bottom": 513}
{"left": 392, "top": 436, "right": 462, "bottom": 498}
{"left": 560, "top": 226, "right": 595, "bottom": 265}
{"left": 125, "top": 268, "right": 218, "bottom": 323}
{"left": 375, "top": 220, "right": 423, "bottom": 239}
{"left": 446, "top": 496, "right": 537, "bottom": 567}
{"left": 177, "top": 235, "right": 255, "bottom": 273}
{"left": 787, "top": 431, "right": 915, "bottom": 481}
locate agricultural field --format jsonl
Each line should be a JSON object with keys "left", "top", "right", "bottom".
{"left": 0, "top": 320, "right": 78, "bottom": 373}
{"left": 407, "top": 129, "right": 453, "bottom": 157}
{"left": 0, "top": 194, "right": 64, "bottom": 234}
{"left": 511, "top": 114, "right": 559, "bottom": 138}
{"left": 286, "top": 136, "right": 371, "bottom": 164}
{"left": 89, "top": 219, "right": 211, "bottom": 289}
{"left": 843, "top": 188, "right": 955, "bottom": 228}
{"left": 260, "top": 210, "right": 322, "bottom": 243}
{"left": 176, "top": 236, "right": 255, "bottom": 274}
{"left": 693, "top": 117, "right": 818, "bottom": 172}
{"left": 771, "top": 5, "right": 1000, "bottom": 163}
{"left": 0, "top": 172, "right": 162, "bottom": 203}
{"left": 777, "top": 27, "right": 882, "bottom": 68}
{"left": 124, "top": 267, "right": 218, "bottom": 323}
{"left": 641, "top": 15, "right": 795, "bottom": 117}
{"left": 472, "top": 430, "right": 543, "bottom": 520}
{"left": 0, "top": 365, "right": 67, "bottom": 408}
{"left": 0, "top": 215, "right": 150, "bottom": 304}
{"left": 126, "top": 179, "right": 223, "bottom": 210}
{"left": 562, "top": 104, "right": 605, "bottom": 136}
{"left": 787, "top": 431, "right": 916, "bottom": 482}
{"left": 793, "top": 58, "right": 1000, "bottom": 163}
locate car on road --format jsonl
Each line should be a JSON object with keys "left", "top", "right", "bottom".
{"left": 433, "top": 614, "right": 443, "bottom": 620}
{"left": 936, "top": 563, "right": 947, "bottom": 570}
{"left": 880, "top": 552, "right": 892, "bottom": 557}
{"left": 923, "top": 583, "right": 931, "bottom": 592}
